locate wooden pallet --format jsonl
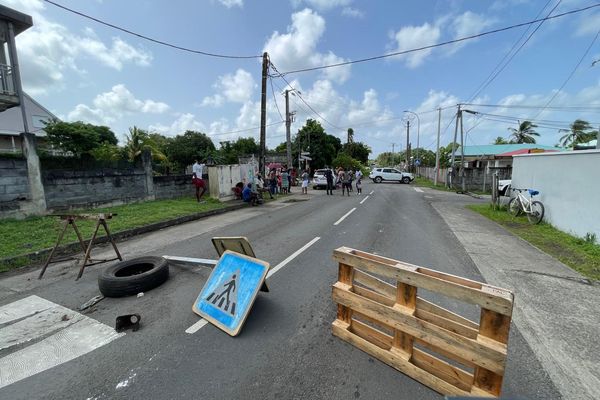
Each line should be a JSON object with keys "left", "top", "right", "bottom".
{"left": 331, "top": 247, "right": 514, "bottom": 397}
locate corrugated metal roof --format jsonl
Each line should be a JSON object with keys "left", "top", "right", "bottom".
{"left": 457, "top": 144, "right": 563, "bottom": 157}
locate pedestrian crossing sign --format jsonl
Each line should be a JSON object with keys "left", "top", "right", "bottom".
{"left": 193, "top": 250, "right": 269, "bottom": 336}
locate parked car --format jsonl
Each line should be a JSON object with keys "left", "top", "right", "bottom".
{"left": 369, "top": 167, "right": 414, "bottom": 184}
{"left": 498, "top": 179, "right": 512, "bottom": 196}
{"left": 312, "top": 169, "right": 334, "bottom": 189}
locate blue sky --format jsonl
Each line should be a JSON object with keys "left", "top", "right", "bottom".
{"left": 5, "top": 0, "right": 600, "bottom": 156}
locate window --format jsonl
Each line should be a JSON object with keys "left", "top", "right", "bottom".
{"left": 391, "top": 169, "right": 400, "bottom": 173}
{"left": 382, "top": 168, "right": 393, "bottom": 173}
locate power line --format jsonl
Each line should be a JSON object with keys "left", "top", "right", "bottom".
{"left": 208, "top": 121, "right": 284, "bottom": 137}
{"left": 466, "top": 0, "right": 558, "bottom": 102}
{"left": 460, "top": 103, "right": 600, "bottom": 111}
{"left": 44, "top": 0, "right": 262, "bottom": 59}
{"left": 269, "top": 76, "right": 285, "bottom": 122}
{"left": 275, "top": 4, "right": 600, "bottom": 76}
{"left": 531, "top": 28, "right": 600, "bottom": 119}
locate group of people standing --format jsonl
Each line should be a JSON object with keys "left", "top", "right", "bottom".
{"left": 325, "top": 167, "right": 363, "bottom": 196}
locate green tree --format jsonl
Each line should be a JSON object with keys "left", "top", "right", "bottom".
{"left": 340, "top": 141, "right": 371, "bottom": 164}
{"left": 559, "top": 119, "right": 597, "bottom": 148}
{"left": 164, "top": 130, "right": 215, "bottom": 171}
{"left": 508, "top": 121, "right": 539, "bottom": 144}
{"left": 218, "top": 137, "right": 260, "bottom": 164}
{"left": 374, "top": 152, "right": 403, "bottom": 167}
{"left": 347, "top": 128, "right": 354, "bottom": 143}
{"left": 125, "top": 126, "right": 167, "bottom": 162}
{"left": 293, "top": 119, "right": 342, "bottom": 169}
{"left": 43, "top": 120, "right": 118, "bottom": 157}
{"left": 493, "top": 136, "right": 509, "bottom": 144}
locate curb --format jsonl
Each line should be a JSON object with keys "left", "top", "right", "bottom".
{"left": 0, "top": 202, "right": 248, "bottom": 273}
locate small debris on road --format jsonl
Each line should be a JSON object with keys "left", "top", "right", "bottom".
{"left": 137, "top": 292, "right": 144, "bottom": 298}
{"left": 79, "top": 295, "right": 105, "bottom": 311}
{"left": 115, "top": 314, "right": 141, "bottom": 332}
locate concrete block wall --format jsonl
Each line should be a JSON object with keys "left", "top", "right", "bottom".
{"left": 43, "top": 169, "right": 147, "bottom": 210}
{"left": 0, "top": 158, "right": 29, "bottom": 203}
{"left": 153, "top": 175, "right": 200, "bottom": 200}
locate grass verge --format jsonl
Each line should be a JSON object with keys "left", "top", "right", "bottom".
{"left": 0, "top": 196, "right": 228, "bottom": 272}
{"left": 467, "top": 204, "right": 600, "bottom": 281}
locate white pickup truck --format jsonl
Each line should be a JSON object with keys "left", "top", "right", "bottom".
{"left": 369, "top": 167, "right": 414, "bottom": 184}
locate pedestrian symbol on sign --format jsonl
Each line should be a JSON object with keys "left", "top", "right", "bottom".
{"left": 205, "top": 270, "right": 239, "bottom": 316}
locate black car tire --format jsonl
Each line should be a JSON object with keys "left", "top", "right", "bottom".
{"left": 99, "top": 256, "right": 169, "bottom": 298}
{"left": 402, "top": 176, "right": 411, "bottom": 184}
{"left": 374, "top": 176, "right": 382, "bottom": 183}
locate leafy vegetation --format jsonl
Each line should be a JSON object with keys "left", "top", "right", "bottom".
{"left": 44, "top": 120, "right": 118, "bottom": 156}
{"left": 468, "top": 204, "right": 600, "bottom": 281}
{"left": 507, "top": 120, "right": 539, "bottom": 144}
{"left": 559, "top": 119, "right": 597, "bottom": 148}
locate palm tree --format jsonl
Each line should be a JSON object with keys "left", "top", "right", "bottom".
{"left": 559, "top": 119, "right": 594, "bottom": 148}
{"left": 125, "top": 126, "right": 167, "bottom": 162}
{"left": 493, "top": 136, "right": 509, "bottom": 144}
{"left": 508, "top": 120, "right": 539, "bottom": 144}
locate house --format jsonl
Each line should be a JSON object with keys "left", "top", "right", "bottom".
{"left": 0, "top": 92, "right": 58, "bottom": 153}
{"left": 456, "top": 144, "right": 562, "bottom": 172}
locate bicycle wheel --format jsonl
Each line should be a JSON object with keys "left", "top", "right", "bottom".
{"left": 508, "top": 197, "right": 522, "bottom": 216}
{"left": 527, "top": 201, "right": 545, "bottom": 224}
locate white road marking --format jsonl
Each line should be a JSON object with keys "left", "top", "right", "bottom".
{"left": 185, "top": 319, "right": 208, "bottom": 334}
{"left": 186, "top": 236, "right": 321, "bottom": 334}
{"left": 414, "top": 187, "right": 424, "bottom": 193}
{"left": 0, "top": 296, "right": 123, "bottom": 389}
{"left": 334, "top": 208, "right": 356, "bottom": 226}
{"left": 359, "top": 195, "right": 370, "bottom": 205}
{"left": 369, "top": 190, "right": 374, "bottom": 195}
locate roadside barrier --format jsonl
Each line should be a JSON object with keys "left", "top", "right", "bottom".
{"left": 331, "top": 247, "right": 514, "bottom": 397}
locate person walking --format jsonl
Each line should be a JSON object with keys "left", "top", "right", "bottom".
{"left": 325, "top": 168, "right": 334, "bottom": 195}
{"left": 281, "top": 169, "right": 289, "bottom": 194}
{"left": 341, "top": 168, "right": 351, "bottom": 196}
{"left": 301, "top": 169, "right": 309, "bottom": 194}
{"left": 355, "top": 169, "right": 363, "bottom": 194}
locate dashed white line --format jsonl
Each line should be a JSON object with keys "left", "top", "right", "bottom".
{"left": 369, "top": 190, "right": 374, "bottom": 195}
{"left": 359, "top": 195, "right": 370, "bottom": 205}
{"left": 414, "top": 187, "right": 424, "bottom": 193}
{"left": 334, "top": 207, "right": 356, "bottom": 226}
{"left": 185, "top": 236, "right": 321, "bottom": 334}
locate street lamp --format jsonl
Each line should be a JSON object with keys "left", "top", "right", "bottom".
{"left": 403, "top": 110, "right": 420, "bottom": 170}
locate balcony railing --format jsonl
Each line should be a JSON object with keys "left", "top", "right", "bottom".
{"left": 0, "top": 63, "right": 16, "bottom": 96}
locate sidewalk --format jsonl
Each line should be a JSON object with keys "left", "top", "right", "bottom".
{"left": 432, "top": 196, "right": 600, "bottom": 400}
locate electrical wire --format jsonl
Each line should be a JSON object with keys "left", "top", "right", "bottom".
{"left": 466, "top": 0, "right": 558, "bottom": 102}
{"left": 44, "top": 0, "right": 262, "bottom": 59}
{"left": 269, "top": 76, "right": 285, "bottom": 122}
{"left": 275, "top": 4, "right": 600, "bottom": 76}
{"left": 208, "top": 121, "right": 284, "bottom": 137}
{"left": 530, "top": 28, "right": 600, "bottom": 119}
{"left": 460, "top": 103, "right": 600, "bottom": 111}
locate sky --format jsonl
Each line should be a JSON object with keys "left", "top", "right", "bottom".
{"left": 4, "top": 0, "right": 600, "bottom": 157}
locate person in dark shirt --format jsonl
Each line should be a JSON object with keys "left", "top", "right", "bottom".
{"left": 325, "top": 168, "right": 334, "bottom": 195}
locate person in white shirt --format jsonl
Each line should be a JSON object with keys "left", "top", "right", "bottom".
{"left": 191, "top": 159, "right": 206, "bottom": 202}
{"left": 192, "top": 159, "right": 204, "bottom": 178}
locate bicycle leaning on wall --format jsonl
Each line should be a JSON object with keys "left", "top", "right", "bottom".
{"left": 508, "top": 188, "right": 545, "bottom": 224}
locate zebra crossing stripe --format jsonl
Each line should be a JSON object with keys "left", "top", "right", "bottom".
{"left": 0, "top": 296, "right": 123, "bottom": 389}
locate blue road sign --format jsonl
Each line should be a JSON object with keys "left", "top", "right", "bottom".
{"left": 193, "top": 251, "right": 269, "bottom": 336}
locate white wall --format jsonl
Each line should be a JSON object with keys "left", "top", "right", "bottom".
{"left": 207, "top": 163, "right": 256, "bottom": 201}
{"left": 512, "top": 150, "right": 600, "bottom": 239}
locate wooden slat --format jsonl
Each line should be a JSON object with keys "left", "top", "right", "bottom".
{"left": 332, "top": 320, "right": 471, "bottom": 397}
{"left": 393, "top": 282, "right": 416, "bottom": 356}
{"left": 353, "top": 269, "right": 396, "bottom": 298}
{"left": 412, "top": 348, "right": 474, "bottom": 392}
{"left": 350, "top": 318, "right": 392, "bottom": 350}
{"left": 337, "top": 263, "right": 354, "bottom": 324}
{"left": 333, "top": 247, "right": 514, "bottom": 316}
{"left": 415, "top": 308, "right": 478, "bottom": 339}
{"left": 332, "top": 283, "right": 507, "bottom": 374}
{"left": 353, "top": 285, "right": 395, "bottom": 307}
{"left": 414, "top": 338, "right": 477, "bottom": 369}
{"left": 416, "top": 297, "right": 480, "bottom": 330}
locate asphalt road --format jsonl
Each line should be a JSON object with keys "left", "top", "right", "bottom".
{"left": 0, "top": 181, "right": 560, "bottom": 399}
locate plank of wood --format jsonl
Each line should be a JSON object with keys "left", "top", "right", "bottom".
{"left": 394, "top": 282, "right": 416, "bottom": 356}
{"left": 415, "top": 308, "right": 479, "bottom": 339}
{"left": 332, "top": 283, "right": 506, "bottom": 374}
{"left": 416, "top": 297, "right": 480, "bottom": 330}
{"left": 332, "top": 320, "right": 471, "bottom": 397}
{"left": 473, "top": 368, "right": 503, "bottom": 397}
{"left": 350, "top": 319, "right": 393, "bottom": 351}
{"left": 412, "top": 347, "right": 474, "bottom": 392}
{"left": 353, "top": 285, "right": 395, "bottom": 307}
{"left": 337, "top": 263, "right": 354, "bottom": 324}
{"left": 353, "top": 269, "right": 396, "bottom": 298}
{"left": 333, "top": 248, "right": 514, "bottom": 316}
{"left": 414, "top": 338, "right": 477, "bottom": 369}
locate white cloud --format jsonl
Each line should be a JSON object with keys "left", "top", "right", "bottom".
{"left": 448, "top": 12, "right": 496, "bottom": 54}
{"left": 341, "top": 7, "right": 364, "bottom": 18}
{"left": 576, "top": 13, "right": 600, "bottom": 37}
{"left": 217, "top": 0, "right": 243, "bottom": 8}
{"left": 388, "top": 23, "right": 441, "bottom": 68}
{"left": 6, "top": 0, "right": 151, "bottom": 96}
{"left": 149, "top": 113, "right": 207, "bottom": 137}
{"left": 68, "top": 84, "right": 169, "bottom": 124}
{"left": 264, "top": 8, "right": 351, "bottom": 83}
{"left": 202, "top": 69, "right": 256, "bottom": 107}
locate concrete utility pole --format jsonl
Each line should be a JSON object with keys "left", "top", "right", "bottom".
{"left": 434, "top": 107, "right": 441, "bottom": 186}
{"left": 449, "top": 104, "right": 461, "bottom": 188}
{"left": 391, "top": 143, "right": 395, "bottom": 154}
{"left": 259, "top": 52, "right": 268, "bottom": 176}
{"left": 459, "top": 109, "right": 466, "bottom": 192}
{"left": 284, "top": 89, "right": 292, "bottom": 169}
{"left": 405, "top": 120, "right": 410, "bottom": 168}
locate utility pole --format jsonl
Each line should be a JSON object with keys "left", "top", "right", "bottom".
{"left": 391, "top": 143, "right": 395, "bottom": 154}
{"left": 449, "top": 104, "right": 461, "bottom": 188}
{"left": 284, "top": 89, "right": 293, "bottom": 169}
{"left": 405, "top": 120, "right": 410, "bottom": 169}
{"left": 434, "top": 107, "right": 441, "bottom": 186}
{"left": 459, "top": 109, "right": 466, "bottom": 192}
{"left": 259, "top": 52, "right": 268, "bottom": 176}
